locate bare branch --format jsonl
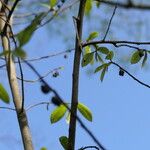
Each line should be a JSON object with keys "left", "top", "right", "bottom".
{"left": 94, "top": 0, "right": 150, "bottom": 10}
{"left": 103, "top": 5, "right": 117, "bottom": 41}
{"left": 17, "top": 66, "right": 63, "bottom": 83}
{"left": 111, "top": 61, "right": 150, "bottom": 89}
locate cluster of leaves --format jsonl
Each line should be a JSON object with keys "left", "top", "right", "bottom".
{"left": 50, "top": 102, "right": 92, "bottom": 124}
{"left": 82, "top": 32, "right": 114, "bottom": 81}
{"left": 82, "top": 31, "right": 150, "bottom": 82}
{"left": 49, "top": 102, "right": 92, "bottom": 149}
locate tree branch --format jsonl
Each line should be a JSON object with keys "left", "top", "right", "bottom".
{"left": 94, "top": 0, "right": 150, "bottom": 10}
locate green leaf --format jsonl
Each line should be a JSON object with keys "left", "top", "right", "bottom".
{"left": 59, "top": 136, "right": 68, "bottom": 150}
{"left": 65, "top": 112, "right": 70, "bottom": 124}
{"left": 142, "top": 51, "right": 147, "bottom": 67}
{"left": 0, "top": 83, "right": 10, "bottom": 104}
{"left": 130, "top": 51, "right": 142, "bottom": 64}
{"left": 50, "top": 105, "right": 67, "bottom": 124}
{"left": 77, "top": 102, "right": 92, "bottom": 122}
{"left": 50, "top": 0, "right": 57, "bottom": 8}
{"left": 96, "top": 1, "right": 101, "bottom": 8}
{"left": 95, "top": 63, "right": 111, "bottom": 81}
{"left": 13, "top": 48, "right": 26, "bottom": 59}
{"left": 105, "top": 51, "right": 114, "bottom": 60}
{"left": 85, "top": 0, "right": 92, "bottom": 15}
{"left": 0, "top": 51, "right": 10, "bottom": 57}
{"left": 40, "top": 147, "right": 47, "bottom": 150}
{"left": 87, "top": 31, "right": 99, "bottom": 41}
{"left": 98, "top": 47, "right": 109, "bottom": 55}
{"left": 84, "top": 46, "right": 91, "bottom": 54}
{"left": 17, "top": 13, "right": 44, "bottom": 47}
{"left": 97, "top": 54, "right": 104, "bottom": 63}
{"left": 81, "top": 52, "right": 94, "bottom": 67}
{"left": 94, "top": 63, "right": 106, "bottom": 73}
{"left": 100, "top": 67, "right": 107, "bottom": 82}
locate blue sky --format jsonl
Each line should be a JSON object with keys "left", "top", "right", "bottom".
{"left": 1, "top": 0, "right": 150, "bottom": 150}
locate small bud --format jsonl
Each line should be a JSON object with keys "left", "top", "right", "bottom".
{"left": 139, "top": 51, "right": 144, "bottom": 57}
{"left": 41, "top": 84, "right": 50, "bottom": 94}
{"left": 51, "top": 96, "right": 62, "bottom": 106}
{"left": 61, "top": 0, "right": 65, "bottom": 3}
{"left": 52, "top": 71, "right": 59, "bottom": 78}
{"left": 57, "top": 4, "right": 61, "bottom": 8}
{"left": 64, "top": 54, "right": 68, "bottom": 59}
{"left": 119, "top": 69, "right": 124, "bottom": 76}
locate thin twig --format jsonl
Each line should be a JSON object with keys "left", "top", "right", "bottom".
{"left": 26, "top": 102, "right": 50, "bottom": 111}
{"left": 17, "top": 66, "right": 63, "bottom": 83}
{"left": 83, "top": 40, "right": 150, "bottom": 47}
{"left": 0, "top": 106, "right": 15, "bottom": 111}
{"left": 79, "top": 146, "right": 99, "bottom": 150}
{"left": 103, "top": 5, "right": 117, "bottom": 41}
{"left": 94, "top": 0, "right": 150, "bottom": 10}
{"left": 111, "top": 61, "right": 150, "bottom": 88}
{"left": 24, "top": 60, "right": 106, "bottom": 150}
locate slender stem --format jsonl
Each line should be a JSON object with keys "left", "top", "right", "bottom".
{"left": 0, "top": 1, "right": 34, "bottom": 150}
{"left": 68, "top": 0, "right": 86, "bottom": 150}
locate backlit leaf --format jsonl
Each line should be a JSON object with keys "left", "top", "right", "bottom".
{"left": 98, "top": 47, "right": 109, "bottom": 55}
{"left": 17, "top": 13, "right": 44, "bottom": 47}
{"left": 105, "top": 51, "right": 114, "bottom": 60}
{"left": 0, "top": 83, "right": 10, "bottom": 104}
{"left": 97, "top": 54, "right": 104, "bottom": 63}
{"left": 13, "top": 48, "right": 26, "bottom": 59}
{"left": 50, "top": 105, "right": 67, "bottom": 124}
{"left": 142, "top": 51, "right": 147, "bottom": 67}
{"left": 130, "top": 51, "right": 141, "bottom": 64}
{"left": 65, "top": 112, "right": 70, "bottom": 124}
{"left": 77, "top": 102, "right": 92, "bottom": 122}
{"left": 59, "top": 136, "right": 68, "bottom": 150}
{"left": 50, "top": 0, "right": 57, "bottom": 8}
{"left": 87, "top": 31, "right": 99, "bottom": 41}
{"left": 94, "top": 63, "right": 105, "bottom": 73}
{"left": 81, "top": 52, "right": 94, "bottom": 67}
{"left": 100, "top": 67, "right": 107, "bottom": 82}
{"left": 40, "top": 147, "right": 47, "bottom": 150}
{"left": 85, "top": 0, "right": 92, "bottom": 15}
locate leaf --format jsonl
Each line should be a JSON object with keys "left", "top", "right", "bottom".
{"left": 0, "top": 51, "right": 10, "bottom": 57}
{"left": 40, "top": 147, "right": 47, "bottom": 150}
{"left": 84, "top": 46, "right": 94, "bottom": 65}
{"left": 94, "top": 63, "right": 106, "bottom": 73}
{"left": 98, "top": 47, "right": 109, "bottom": 55}
{"left": 17, "top": 13, "right": 44, "bottom": 47}
{"left": 59, "top": 136, "right": 68, "bottom": 150}
{"left": 77, "top": 102, "right": 92, "bottom": 122}
{"left": 81, "top": 52, "right": 94, "bottom": 67}
{"left": 87, "top": 32, "right": 99, "bottom": 41}
{"left": 0, "top": 83, "right": 10, "bottom": 104}
{"left": 96, "top": 1, "right": 101, "bottom": 8}
{"left": 100, "top": 67, "right": 107, "bottom": 82}
{"left": 97, "top": 54, "right": 104, "bottom": 63}
{"left": 130, "top": 51, "right": 141, "bottom": 64}
{"left": 142, "top": 51, "right": 147, "bottom": 67}
{"left": 50, "top": 105, "right": 67, "bottom": 124}
{"left": 84, "top": 46, "right": 91, "bottom": 54}
{"left": 85, "top": 0, "right": 92, "bottom": 15}
{"left": 65, "top": 112, "right": 70, "bottom": 124}
{"left": 13, "top": 48, "right": 26, "bottom": 59}
{"left": 50, "top": 0, "right": 57, "bottom": 8}
{"left": 105, "top": 51, "right": 114, "bottom": 60}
